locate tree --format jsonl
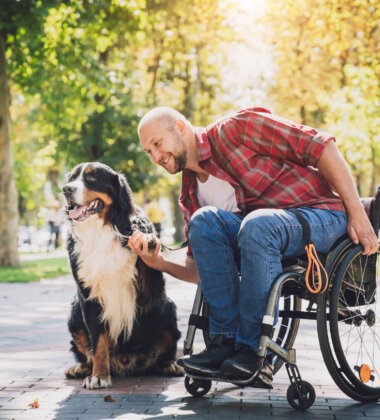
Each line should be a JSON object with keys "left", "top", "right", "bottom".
{"left": 0, "top": 0, "right": 63, "bottom": 266}
{"left": 20, "top": 0, "right": 236, "bottom": 237}
{"left": 8, "top": 0, "right": 238, "bottom": 241}
{"left": 0, "top": 34, "right": 19, "bottom": 265}
{"left": 264, "top": 0, "right": 380, "bottom": 194}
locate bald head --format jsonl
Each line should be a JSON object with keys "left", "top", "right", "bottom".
{"left": 137, "top": 107, "right": 197, "bottom": 174}
{"left": 137, "top": 107, "right": 188, "bottom": 135}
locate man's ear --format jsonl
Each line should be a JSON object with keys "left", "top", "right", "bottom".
{"left": 117, "top": 173, "right": 134, "bottom": 212}
{"left": 174, "top": 119, "right": 186, "bottom": 136}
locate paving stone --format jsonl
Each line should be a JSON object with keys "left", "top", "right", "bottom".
{"left": 1, "top": 268, "right": 380, "bottom": 419}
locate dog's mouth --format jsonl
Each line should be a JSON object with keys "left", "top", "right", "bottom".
{"left": 67, "top": 199, "right": 105, "bottom": 221}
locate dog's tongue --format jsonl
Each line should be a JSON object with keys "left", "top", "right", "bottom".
{"left": 69, "top": 204, "right": 88, "bottom": 219}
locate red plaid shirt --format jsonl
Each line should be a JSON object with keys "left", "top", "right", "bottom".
{"left": 179, "top": 107, "right": 344, "bottom": 255}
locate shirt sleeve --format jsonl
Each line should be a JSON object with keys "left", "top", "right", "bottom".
{"left": 233, "top": 110, "right": 335, "bottom": 167}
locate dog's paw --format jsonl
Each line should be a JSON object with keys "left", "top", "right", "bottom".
{"left": 82, "top": 375, "right": 112, "bottom": 389}
{"left": 147, "top": 234, "right": 159, "bottom": 251}
{"left": 156, "top": 361, "right": 185, "bottom": 377}
{"left": 65, "top": 363, "right": 92, "bottom": 379}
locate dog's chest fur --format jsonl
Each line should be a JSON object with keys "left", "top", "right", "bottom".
{"left": 72, "top": 217, "right": 138, "bottom": 343}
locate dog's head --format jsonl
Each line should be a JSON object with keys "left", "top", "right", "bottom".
{"left": 63, "top": 162, "right": 134, "bottom": 227}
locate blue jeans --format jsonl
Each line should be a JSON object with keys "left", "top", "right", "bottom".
{"left": 188, "top": 207, "right": 347, "bottom": 350}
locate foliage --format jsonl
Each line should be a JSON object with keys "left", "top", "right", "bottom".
{"left": 0, "top": 257, "right": 70, "bottom": 282}
{"left": 7, "top": 0, "right": 237, "bottom": 225}
{"left": 5, "top": 0, "right": 380, "bottom": 230}
{"left": 265, "top": 0, "right": 380, "bottom": 194}
{"left": 11, "top": 91, "right": 57, "bottom": 224}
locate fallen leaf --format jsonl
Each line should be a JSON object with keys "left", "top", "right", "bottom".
{"left": 28, "top": 398, "right": 40, "bottom": 408}
{"left": 104, "top": 395, "right": 116, "bottom": 402}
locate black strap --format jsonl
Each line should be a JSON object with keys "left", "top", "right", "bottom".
{"left": 189, "top": 314, "right": 209, "bottom": 330}
{"left": 287, "top": 208, "right": 329, "bottom": 294}
{"left": 287, "top": 209, "right": 311, "bottom": 243}
{"left": 161, "top": 240, "right": 189, "bottom": 252}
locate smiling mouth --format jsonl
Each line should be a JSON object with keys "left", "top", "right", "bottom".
{"left": 161, "top": 156, "right": 170, "bottom": 166}
{"left": 67, "top": 199, "right": 105, "bottom": 221}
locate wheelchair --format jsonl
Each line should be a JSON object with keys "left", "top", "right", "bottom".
{"left": 182, "top": 186, "right": 380, "bottom": 410}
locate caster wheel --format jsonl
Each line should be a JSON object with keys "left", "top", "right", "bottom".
{"left": 287, "top": 381, "right": 315, "bottom": 410}
{"left": 184, "top": 376, "right": 212, "bottom": 397}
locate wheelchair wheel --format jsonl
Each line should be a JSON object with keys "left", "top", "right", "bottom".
{"left": 330, "top": 246, "right": 380, "bottom": 398}
{"left": 286, "top": 381, "right": 315, "bottom": 411}
{"left": 202, "top": 294, "right": 301, "bottom": 375}
{"left": 318, "top": 244, "right": 380, "bottom": 402}
{"left": 184, "top": 376, "right": 212, "bottom": 397}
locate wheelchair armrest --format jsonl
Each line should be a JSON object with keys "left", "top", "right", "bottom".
{"left": 360, "top": 184, "right": 380, "bottom": 234}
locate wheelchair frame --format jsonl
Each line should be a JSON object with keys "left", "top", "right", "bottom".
{"left": 182, "top": 186, "right": 380, "bottom": 410}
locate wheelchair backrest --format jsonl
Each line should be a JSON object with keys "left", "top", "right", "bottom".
{"left": 361, "top": 184, "right": 380, "bottom": 235}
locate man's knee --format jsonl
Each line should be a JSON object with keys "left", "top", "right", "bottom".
{"left": 238, "top": 209, "right": 283, "bottom": 246}
{"left": 188, "top": 206, "right": 219, "bottom": 240}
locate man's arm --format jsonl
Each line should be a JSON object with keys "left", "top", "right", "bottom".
{"left": 127, "top": 231, "right": 199, "bottom": 284}
{"left": 316, "top": 140, "right": 378, "bottom": 255}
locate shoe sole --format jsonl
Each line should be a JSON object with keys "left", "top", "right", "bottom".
{"left": 183, "top": 362, "right": 220, "bottom": 376}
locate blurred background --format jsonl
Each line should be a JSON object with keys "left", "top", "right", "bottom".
{"left": 0, "top": 0, "right": 379, "bottom": 268}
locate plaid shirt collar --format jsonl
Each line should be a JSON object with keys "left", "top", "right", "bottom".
{"left": 195, "top": 126, "right": 212, "bottom": 162}
{"left": 181, "top": 127, "right": 212, "bottom": 187}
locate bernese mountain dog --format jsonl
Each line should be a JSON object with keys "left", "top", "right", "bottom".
{"left": 63, "top": 162, "right": 183, "bottom": 389}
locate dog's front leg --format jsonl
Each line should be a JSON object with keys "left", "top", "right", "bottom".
{"left": 83, "top": 331, "right": 112, "bottom": 389}
{"left": 81, "top": 299, "right": 112, "bottom": 389}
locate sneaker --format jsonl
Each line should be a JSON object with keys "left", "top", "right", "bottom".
{"left": 220, "top": 345, "right": 273, "bottom": 388}
{"left": 179, "top": 336, "right": 235, "bottom": 374}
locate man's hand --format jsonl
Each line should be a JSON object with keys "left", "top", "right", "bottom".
{"left": 346, "top": 210, "right": 379, "bottom": 255}
{"left": 128, "top": 231, "right": 163, "bottom": 270}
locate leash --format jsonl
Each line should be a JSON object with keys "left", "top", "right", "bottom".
{"left": 287, "top": 209, "right": 329, "bottom": 294}
{"left": 124, "top": 230, "right": 189, "bottom": 252}
{"left": 161, "top": 240, "right": 189, "bottom": 252}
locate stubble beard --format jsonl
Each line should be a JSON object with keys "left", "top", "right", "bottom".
{"left": 172, "top": 151, "right": 187, "bottom": 173}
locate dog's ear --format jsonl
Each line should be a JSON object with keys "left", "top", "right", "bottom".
{"left": 116, "top": 173, "right": 134, "bottom": 213}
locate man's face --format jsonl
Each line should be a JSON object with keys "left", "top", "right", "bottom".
{"left": 139, "top": 120, "right": 187, "bottom": 174}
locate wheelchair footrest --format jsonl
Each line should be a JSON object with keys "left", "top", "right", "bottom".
{"left": 183, "top": 366, "right": 273, "bottom": 389}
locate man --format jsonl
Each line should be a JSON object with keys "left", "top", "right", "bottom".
{"left": 128, "top": 106, "right": 378, "bottom": 387}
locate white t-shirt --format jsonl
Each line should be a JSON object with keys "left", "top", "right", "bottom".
{"left": 196, "top": 174, "right": 240, "bottom": 212}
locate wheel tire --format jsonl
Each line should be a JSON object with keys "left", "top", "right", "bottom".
{"left": 318, "top": 243, "right": 380, "bottom": 403}
{"left": 184, "top": 376, "right": 212, "bottom": 397}
{"left": 286, "top": 381, "right": 315, "bottom": 411}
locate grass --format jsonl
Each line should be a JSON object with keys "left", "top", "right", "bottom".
{"left": 0, "top": 258, "right": 70, "bottom": 283}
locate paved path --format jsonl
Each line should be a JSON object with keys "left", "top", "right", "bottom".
{"left": 0, "top": 252, "right": 379, "bottom": 419}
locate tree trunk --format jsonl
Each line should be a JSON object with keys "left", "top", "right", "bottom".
{"left": 0, "top": 35, "right": 20, "bottom": 267}
{"left": 182, "top": 46, "right": 202, "bottom": 121}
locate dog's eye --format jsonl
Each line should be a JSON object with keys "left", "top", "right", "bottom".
{"left": 87, "top": 176, "right": 96, "bottom": 182}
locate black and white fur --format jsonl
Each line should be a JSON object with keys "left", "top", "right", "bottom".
{"left": 63, "top": 162, "right": 183, "bottom": 389}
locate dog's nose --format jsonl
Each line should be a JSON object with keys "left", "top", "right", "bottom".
{"left": 63, "top": 185, "right": 76, "bottom": 195}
